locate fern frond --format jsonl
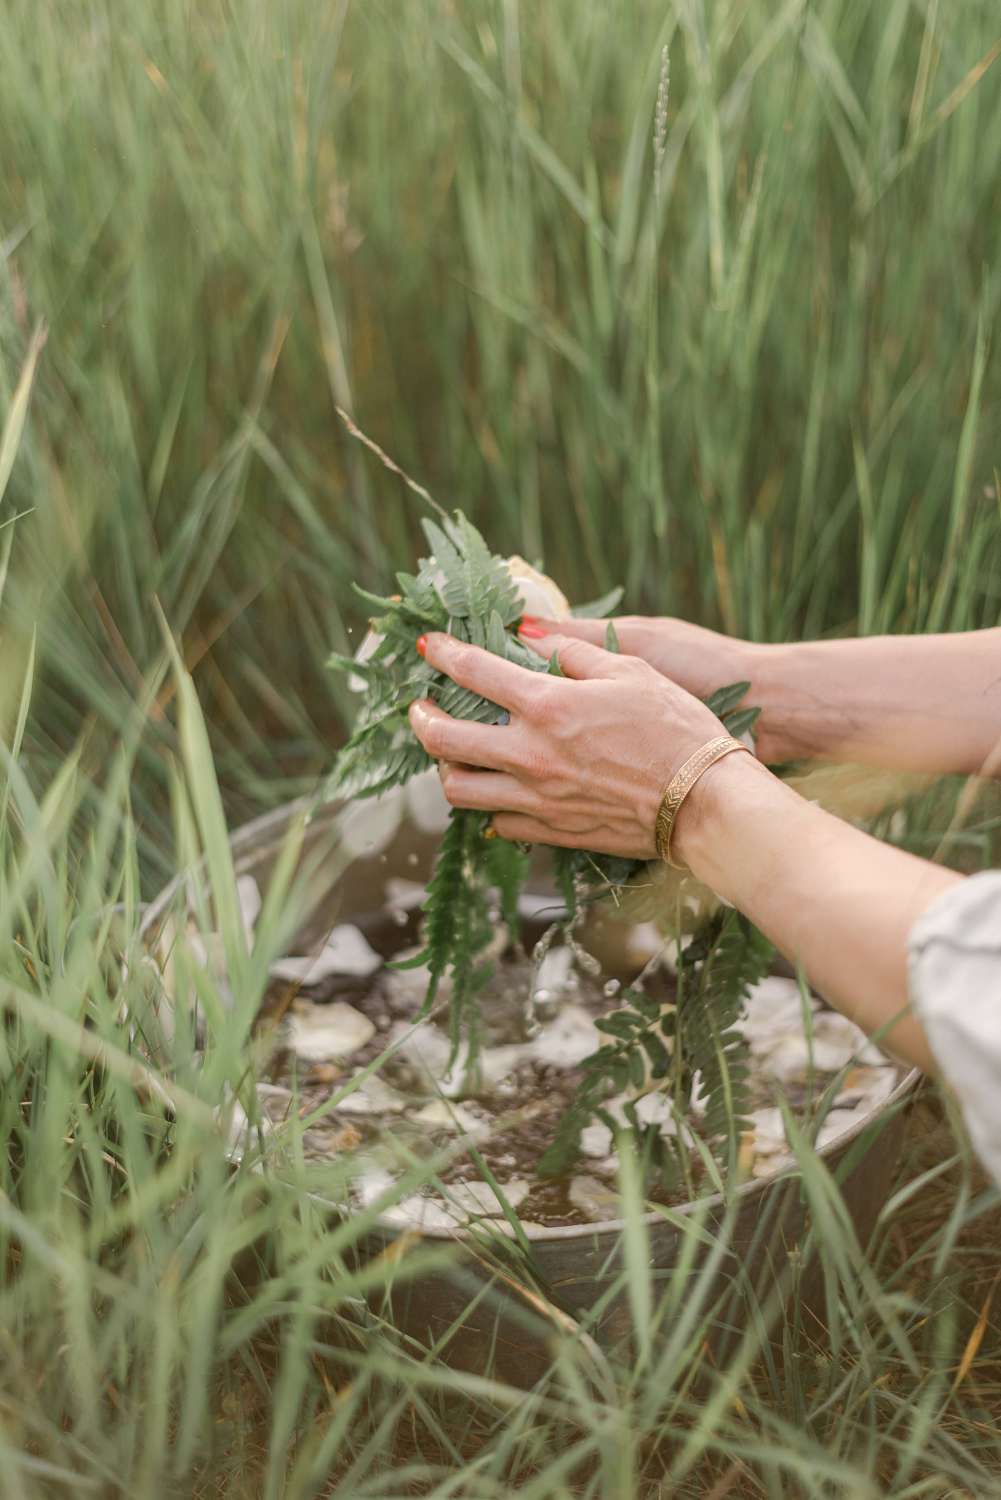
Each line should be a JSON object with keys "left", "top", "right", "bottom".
{"left": 413, "top": 808, "right": 474, "bottom": 1010}
{"left": 677, "top": 911, "right": 773, "bottom": 1139}
{"left": 327, "top": 496, "right": 769, "bottom": 1153}
{"left": 484, "top": 838, "right": 530, "bottom": 949}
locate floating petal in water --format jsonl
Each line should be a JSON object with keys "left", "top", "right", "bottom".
{"left": 414, "top": 1100, "right": 489, "bottom": 1136}
{"left": 334, "top": 1074, "right": 408, "bottom": 1115}
{"left": 288, "top": 1001, "right": 376, "bottom": 1061}
{"left": 405, "top": 767, "right": 452, "bottom": 834}
{"left": 569, "top": 1174, "right": 621, "bottom": 1221}
{"left": 271, "top": 924, "right": 382, "bottom": 985}
{"left": 580, "top": 1122, "right": 614, "bottom": 1158}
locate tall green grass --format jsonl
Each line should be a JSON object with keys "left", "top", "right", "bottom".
{"left": 2, "top": 0, "right": 999, "bottom": 852}
{"left": 1, "top": 0, "right": 1001, "bottom": 1493}
{"left": 1, "top": 679, "right": 999, "bottom": 1496}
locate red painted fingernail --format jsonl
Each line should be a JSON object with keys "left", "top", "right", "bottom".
{"left": 416, "top": 635, "right": 428, "bottom": 657}
{"left": 518, "top": 623, "right": 546, "bottom": 639}
{"left": 520, "top": 615, "right": 540, "bottom": 626}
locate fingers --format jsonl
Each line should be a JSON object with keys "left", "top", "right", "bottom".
{"left": 490, "top": 813, "right": 598, "bottom": 848}
{"left": 409, "top": 700, "right": 517, "bottom": 771}
{"left": 520, "top": 615, "right": 607, "bottom": 645}
{"left": 419, "top": 632, "right": 538, "bottom": 714}
{"left": 517, "top": 628, "right": 626, "bottom": 682}
{"left": 438, "top": 766, "right": 541, "bottom": 815}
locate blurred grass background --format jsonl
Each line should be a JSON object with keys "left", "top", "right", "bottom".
{"left": 1, "top": 0, "right": 1001, "bottom": 1494}
{"left": 2, "top": 0, "right": 999, "bottom": 876}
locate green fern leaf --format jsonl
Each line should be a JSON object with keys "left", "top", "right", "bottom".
{"left": 704, "top": 681, "right": 752, "bottom": 718}
{"left": 571, "top": 587, "right": 624, "bottom": 619}
{"left": 328, "top": 496, "right": 768, "bottom": 1162}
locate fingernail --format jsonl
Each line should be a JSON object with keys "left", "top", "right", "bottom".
{"left": 518, "top": 623, "right": 546, "bottom": 639}
{"left": 416, "top": 635, "right": 428, "bottom": 657}
{"left": 520, "top": 615, "right": 540, "bottom": 626}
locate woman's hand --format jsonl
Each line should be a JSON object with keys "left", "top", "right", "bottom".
{"left": 527, "top": 616, "right": 1001, "bottom": 778}
{"left": 520, "top": 614, "right": 757, "bottom": 706}
{"left": 407, "top": 628, "right": 727, "bottom": 857}
{"left": 407, "top": 626, "right": 967, "bottom": 1074}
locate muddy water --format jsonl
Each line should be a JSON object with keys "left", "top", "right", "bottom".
{"left": 256, "top": 919, "right": 900, "bottom": 1232}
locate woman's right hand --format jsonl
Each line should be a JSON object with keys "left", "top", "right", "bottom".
{"left": 522, "top": 614, "right": 804, "bottom": 763}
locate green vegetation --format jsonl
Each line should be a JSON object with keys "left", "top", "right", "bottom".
{"left": 327, "top": 505, "right": 764, "bottom": 1160}
{"left": 1, "top": 1, "right": 1000, "bottom": 1494}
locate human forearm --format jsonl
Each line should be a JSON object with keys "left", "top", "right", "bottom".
{"left": 749, "top": 629, "right": 1001, "bottom": 776}
{"left": 674, "top": 754, "right": 962, "bottom": 1072}
{"left": 530, "top": 615, "right": 1001, "bottom": 779}
{"left": 414, "top": 623, "right": 965, "bottom": 1072}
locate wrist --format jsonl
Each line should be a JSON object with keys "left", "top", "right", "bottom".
{"left": 740, "top": 641, "right": 801, "bottom": 764}
{"left": 670, "top": 750, "right": 784, "bottom": 888}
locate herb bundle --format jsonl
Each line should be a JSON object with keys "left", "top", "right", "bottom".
{"left": 327, "top": 509, "right": 770, "bottom": 1174}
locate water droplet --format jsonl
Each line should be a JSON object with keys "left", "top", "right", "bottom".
{"left": 531, "top": 986, "right": 561, "bottom": 1023}
{"left": 406, "top": 852, "right": 419, "bottom": 867}
{"left": 603, "top": 979, "right": 621, "bottom": 999}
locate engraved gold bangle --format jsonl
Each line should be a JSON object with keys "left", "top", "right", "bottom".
{"left": 654, "top": 735, "right": 751, "bottom": 871}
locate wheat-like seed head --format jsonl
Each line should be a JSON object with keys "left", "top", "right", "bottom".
{"left": 654, "top": 43, "right": 671, "bottom": 204}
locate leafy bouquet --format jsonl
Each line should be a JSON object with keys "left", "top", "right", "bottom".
{"left": 328, "top": 477, "right": 771, "bottom": 1179}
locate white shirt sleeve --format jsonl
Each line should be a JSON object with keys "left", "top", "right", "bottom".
{"left": 908, "top": 870, "right": 1001, "bottom": 1187}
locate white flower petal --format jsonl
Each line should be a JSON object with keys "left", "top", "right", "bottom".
{"left": 335, "top": 791, "right": 404, "bottom": 860}
{"left": 287, "top": 1002, "right": 376, "bottom": 1061}
{"left": 405, "top": 768, "right": 451, "bottom": 834}
{"left": 270, "top": 924, "right": 381, "bottom": 985}
{"left": 504, "top": 555, "right": 572, "bottom": 620}
{"left": 569, "top": 1174, "right": 621, "bottom": 1221}
{"left": 413, "top": 1100, "right": 488, "bottom": 1136}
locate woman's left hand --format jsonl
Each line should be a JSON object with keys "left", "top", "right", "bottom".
{"left": 407, "top": 628, "right": 728, "bottom": 857}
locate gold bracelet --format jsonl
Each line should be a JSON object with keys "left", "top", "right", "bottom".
{"left": 654, "top": 735, "right": 752, "bottom": 871}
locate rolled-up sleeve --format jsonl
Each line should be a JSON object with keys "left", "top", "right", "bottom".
{"left": 909, "top": 871, "right": 1001, "bottom": 1187}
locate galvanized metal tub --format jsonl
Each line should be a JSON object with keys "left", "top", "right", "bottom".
{"left": 141, "top": 794, "right": 917, "bottom": 1386}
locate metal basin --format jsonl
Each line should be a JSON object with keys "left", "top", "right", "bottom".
{"left": 141, "top": 794, "right": 917, "bottom": 1386}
